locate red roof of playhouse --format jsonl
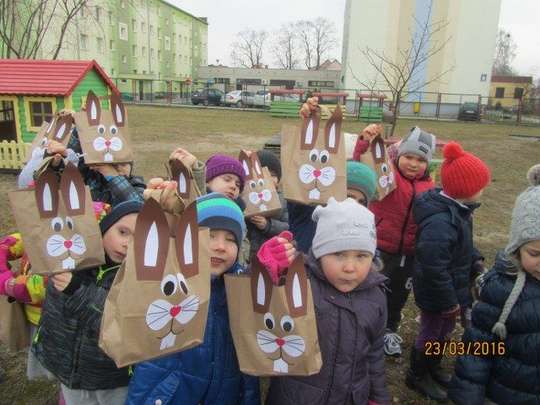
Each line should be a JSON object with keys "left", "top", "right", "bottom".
{"left": 0, "top": 59, "right": 118, "bottom": 96}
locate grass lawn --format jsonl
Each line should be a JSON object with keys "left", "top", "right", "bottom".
{"left": 1, "top": 105, "right": 539, "bottom": 404}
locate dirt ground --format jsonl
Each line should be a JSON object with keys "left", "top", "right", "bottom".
{"left": 1, "top": 105, "right": 539, "bottom": 404}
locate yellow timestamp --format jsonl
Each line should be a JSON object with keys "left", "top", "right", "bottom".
{"left": 425, "top": 341, "right": 506, "bottom": 357}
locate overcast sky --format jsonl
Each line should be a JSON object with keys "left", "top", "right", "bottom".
{"left": 169, "top": 0, "right": 539, "bottom": 78}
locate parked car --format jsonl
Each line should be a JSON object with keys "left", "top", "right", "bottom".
{"left": 458, "top": 102, "right": 481, "bottom": 121}
{"left": 253, "top": 90, "right": 271, "bottom": 108}
{"left": 225, "top": 90, "right": 255, "bottom": 107}
{"left": 191, "top": 88, "right": 224, "bottom": 106}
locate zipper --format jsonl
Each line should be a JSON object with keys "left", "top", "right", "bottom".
{"left": 323, "top": 306, "right": 342, "bottom": 404}
{"left": 397, "top": 180, "right": 416, "bottom": 256}
{"left": 96, "top": 264, "right": 120, "bottom": 286}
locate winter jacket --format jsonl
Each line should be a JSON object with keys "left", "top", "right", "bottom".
{"left": 125, "top": 263, "right": 260, "bottom": 405}
{"left": 247, "top": 191, "right": 289, "bottom": 260}
{"left": 266, "top": 251, "right": 390, "bottom": 405}
{"left": 448, "top": 251, "right": 540, "bottom": 405}
{"left": 412, "top": 189, "right": 480, "bottom": 313}
{"left": 33, "top": 263, "right": 129, "bottom": 390}
{"left": 369, "top": 163, "right": 434, "bottom": 256}
{"left": 287, "top": 202, "right": 316, "bottom": 254}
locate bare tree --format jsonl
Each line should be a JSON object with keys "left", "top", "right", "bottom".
{"left": 230, "top": 30, "right": 268, "bottom": 68}
{"left": 351, "top": 4, "right": 452, "bottom": 136}
{"left": 272, "top": 24, "right": 300, "bottom": 70}
{"left": 493, "top": 29, "right": 517, "bottom": 76}
{"left": 296, "top": 18, "right": 337, "bottom": 70}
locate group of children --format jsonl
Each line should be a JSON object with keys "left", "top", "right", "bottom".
{"left": 0, "top": 108, "right": 539, "bottom": 405}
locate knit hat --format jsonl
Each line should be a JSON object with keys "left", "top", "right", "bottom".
{"left": 347, "top": 161, "right": 377, "bottom": 203}
{"left": 205, "top": 154, "right": 246, "bottom": 191}
{"left": 197, "top": 192, "right": 246, "bottom": 247}
{"left": 440, "top": 142, "right": 491, "bottom": 199}
{"left": 99, "top": 200, "right": 143, "bottom": 234}
{"left": 257, "top": 149, "right": 282, "bottom": 180}
{"left": 398, "top": 127, "right": 436, "bottom": 162}
{"left": 491, "top": 164, "right": 540, "bottom": 340}
{"left": 311, "top": 197, "right": 377, "bottom": 259}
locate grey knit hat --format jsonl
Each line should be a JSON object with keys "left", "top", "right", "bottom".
{"left": 398, "top": 127, "right": 436, "bottom": 162}
{"left": 311, "top": 197, "right": 377, "bottom": 259}
{"left": 492, "top": 164, "right": 540, "bottom": 339}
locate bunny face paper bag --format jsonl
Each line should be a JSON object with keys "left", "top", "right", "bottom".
{"left": 224, "top": 255, "right": 322, "bottom": 376}
{"left": 26, "top": 112, "right": 74, "bottom": 163}
{"left": 99, "top": 198, "right": 211, "bottom": 367}
{"left": 74, "top": 90, "right": 134, "bottom": 164}
{"left": 238, "top": 150, "right": 282, "bottom": 218}
{"left": 281, "top": 105, "right": 347, "bottom": 205}
{"left": 8, "top": 163, "right": 104, "bottom": 274}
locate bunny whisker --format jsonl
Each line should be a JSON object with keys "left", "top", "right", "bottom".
{"left": 147, "top": 308, "right": 170, "bottom": 316}
{"left": 150, "top": 303, "right": 170, "bottom": 312}
{"left": 283, "top": 340, "right": 304, "bottom": 347}
{"left": 48, "top": 245, "right": 65, "bottom": 253}
{"left": 181, "top": 296, "right": 199, "bottom": 307}
{"left": 147, "top": 314, "right": 171, "bottom": 328}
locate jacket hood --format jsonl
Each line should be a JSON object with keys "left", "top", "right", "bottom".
{"left": 492, "top": 250, "right": 519, "bottom": 275}
{"left": 413, "top": 188, "right": 477, "bottom": 224}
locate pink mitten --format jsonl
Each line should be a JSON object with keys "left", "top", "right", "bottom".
{"left": 5, "top": 277, "right": 31, "bottom": 303}
{"left": 0, "top": 237, "right": 16, "bottom": 296}
{"left": 257, "top": 231, "right": 294, "bottom": 284}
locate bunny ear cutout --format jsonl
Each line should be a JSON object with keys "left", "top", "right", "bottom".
{"left": 60, "top": 162, "right": 86, "bottom": 215}
{"left": 174, "top": 201, "right": 199, "bottom": 278}
{"left": 110, "top": 92, "right": 126, "bottom": 127}
{"left": 45, "top": 116, "right": 57, "bottom": 135}
{"left": 250, "top": 256, "right": 273, "bottom": 314}
{"left": 300, "top": 109, "right": 320, "bottom": 150}
{"left": 250, "top": 152, "right": 264, "bottom": 177}
{"left": 238, "top": 150, "right": 253, "bottom": 180}
{"left": 325, "top": 105, "right": 342, "bottom": 153}
{"left": 85, "top": 90, "right": 101, "bottom": 125}
{"left": 170, "top": 159, "right": 192, "bottom": 199}
{"left": 371, "top": 135, "right": 386, "bottom": 163}
{"left": 285, "top": 255, "right": 308, "bottom": 317}
{"left": 35, "top": 168, "right": 60, "bottom": 218}
{"left": 52, "top": 115, "right": 74, "bottom": 143}
{"left": 134, "top": 198, "right": 170, "bottom": 281}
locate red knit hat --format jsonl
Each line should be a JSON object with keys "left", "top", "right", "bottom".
{"left": 440, "top": 142, "right": 491, "bottom": 199}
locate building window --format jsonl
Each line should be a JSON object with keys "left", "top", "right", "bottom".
{"left": 121, "top": 0, "right": 126, "bottom": 8}
{"left": 29, "top": 101, "right": 53, "bottom": 127}
{"left": 96, "top": 37, "right": 104, "bottom": 53}
{"left": 132, "top": 45, "right": 137, "bottom": 56}
{"left": 141, "top": 22, "right": 146, "bottom": 32}
{"left": 178, "top": 34, "right": 182, "bottom": 43}
{"left": 214, "top": 78, "right": 230, "bottom": 84}
{"left": 164, "top": 36, "right": 171, "bottom": 51}
{"left": 122, "top": 55, "right": 127, "bottom": 64}
{"left": 150, "top": 25, "right": 154, "bottom": 35}
{"left": 109, "top": 40, "right": 114, "bottom": 50}
{"left": 150, "top": 48, "right": 155, "bottom": 59}
{"left": 308, "top": 80, "right": 335, "bottom": 88}
{"left": 158, "top": 28, "right": 161, "bottom": 40}
{"left": 133, "top": 69, "right": 137, "bottom": 74}
{"left": 158, "top": 50, "right": 162, "bottom": 61}
{"left": 95, "top": 6, "right": 101, "bottom": 21}
{"left": 132, "top": 19, "right": 137, "bottom": 32}
{"left": 495, "top": 87, "right": 505, "bottom": 98}
{"left": 165, "top": 18, "right": 169, "bottom": 25}
{"left": 142, "top": 46, "right": 147, "bottom": 57}
{"left": 480, "top": 73, "right": 487, "bottom": 82}
{"left": 514, "top": 87, "right": 524, "bottom": 99}
{"left": 119, "top": 23, "right": 128, "bottom": 40}
{"left": 80, "top": 34, "right": 88, "bottom": 50}
{"left": 111, "top": 68, "right": 115, "bottom": 76}
{"left": 108, "top": 11, "right": 113, "bottom": 25}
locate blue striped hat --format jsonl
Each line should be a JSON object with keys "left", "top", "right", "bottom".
{"left": 196, "top": 193, "right": 246, "bottom": 247}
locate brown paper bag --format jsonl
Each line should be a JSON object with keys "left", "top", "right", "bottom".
{"left": 99, "top": 199, "right": 211, "bottom": 367}
{"left": 0, "top": 297, "right": 31, "bottom": 352}
{"left": 281, "top": 106, "right": 347, "bottom": 205}
{"left": 26, "top": 113, "right": 75, "bottom": 163}
{"left": 358, "top": 133, "right": 396, "bottom": 200}
{"left": 224, "top": 255, "right": 322, "bottom": 376}
{"left": 169, "top": 159, "right": 201, "bottom": 207}
{"left": 8, "top": 163, "right": 104, "bottom": 275}
{"left": 73, "top": 90, "right": 133, "bottom": 164}
{"left": 238, "top": 150, "right": 282, "bottom": 218}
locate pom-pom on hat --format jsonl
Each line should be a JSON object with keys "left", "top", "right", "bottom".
{"left": 440, "top": 142, "right": 491, "bottom": 199}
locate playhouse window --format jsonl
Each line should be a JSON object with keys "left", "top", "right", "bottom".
{"left": 29, "top": 101, "right": 53, "bottom": 127}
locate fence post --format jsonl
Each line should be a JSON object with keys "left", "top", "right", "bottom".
{"left": 517, "top": 96, "right": 523, "bottom": 125}
{"left": 435, "top": 93, "right": 441, "bottom": 119}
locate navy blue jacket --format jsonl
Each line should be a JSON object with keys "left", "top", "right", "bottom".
{"left": 412, "top": 189, "right": 480, "bottom": 313}
{"left": 125, "top": 264, "right": 260, "bottom": 405}
{"left": 287, "top": 202, "right": 316, "bottom": 254}
{"left": 449, "top": 251, "right": 540, "bottom": 404}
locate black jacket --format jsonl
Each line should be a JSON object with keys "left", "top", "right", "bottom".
{"left": 412, "top": 189, "right": 480, "bottom": 313}
{"left": 449, "top": 251, "right": 540, "bottom": 405}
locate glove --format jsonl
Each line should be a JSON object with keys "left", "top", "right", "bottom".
{"left": 0, "top": 236, "right": 17, "bottom": 296}
{"left": 257, "top": 231, "right": 294, "bottom": 284}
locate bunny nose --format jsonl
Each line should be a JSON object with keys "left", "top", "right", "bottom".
{"left": 313, "top": 169, "right": 321, "bottom": 178}
{"left": 275, "top": 338, "right": 285, "bottom": 347}
{"left": 170, "top": 305, "right": 181, "bottom": 317}
{"left": 105, "top": 140, "right": 111, "bottom": 147}
{"left": 64, "top": 240, "right": 72, "bottom": 249}
{"left": 258, "top": 192, "right": 263, "bottom": 198}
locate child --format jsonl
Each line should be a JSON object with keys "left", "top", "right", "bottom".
{"left": 205, "top": 153, "right": 246, "bottom": 203}
{"left": 448, "top": 164, "right": 540, "bottom": 405}
{"left": 407, "top": 142, "right": 491, "bottom": 401}
{"left": 367, "top": 126, "right": 436, "bottom": 356}
{"left": 262, "top": 198, "right": 390, "bottom": 404}
{"left": 125, "top": 193, "right": 260, "bottom": 405}
{"left": 246, "top": 149, "right": 289, "bottom": 261}
{"left": 33, "top": 200, "right": 143, "bottom": 405}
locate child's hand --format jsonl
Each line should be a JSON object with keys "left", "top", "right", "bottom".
{"left": 441, "top": 304, "right": 460, "bottom": 318}
{"left": 47, "top": 140, "right": 68, "bottom": 167}
{"left": 257, "top": 231, "right": 296, "bottom": 284}
{"left": 250, "top": 215, "right": 268, "bottom": 230}
{"left": 51, "top": 272, "right": 73, "bottom": 292}
{"left": 90, "top": 164, "right": 118, "bottom": 177}
{"left": 169, "top": 147, "right": 197, "bottom": 168}
{"left": 360, "top": 124, "right": 382, "bottom": 142}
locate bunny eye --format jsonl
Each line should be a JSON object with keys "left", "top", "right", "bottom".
{"left": 97, "top": 125, "right": 106, "bottom": 135}
{"left": 320, "top": 150, "right": 330, "bottom": 164}
{"left": 65, "top": 216, "right": 74, "bottom": 231}
{"left": 280, "top": 316, "right": 294, "bottom": 333}
{"left": 309, "top": 149, "right": 319, "bottom": 163}
{"left": 249, "top": 180, "right": 257, "bottom": 189}
{"left": 257, "top": 179, "right": 264, "bottom": 187}
{"left": 51, "top": 217, "right": 64, "bottom": 232}
{"left": 176, "top": 273, "right": 189, "bottom": 295}
{"left": 381, "top": 163, "right": 389, "bottom": 174}
{"left": 263, "top": 312, "right": 275, "bottom": 330}
{"left": 110, "top": 125, "right": 118, "bottom": 136}
{"left": 161, "top": 275, "right": 177, "bottom": 296}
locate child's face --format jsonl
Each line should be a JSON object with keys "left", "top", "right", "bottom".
{"left": 398, "top": 153, "right": 428, "bottom": 179}
{"left": 102, "top": 213, "right": 138, "bottom": 264}
{"left": 347, "top": 188, "right": 368, "bottom": 207}
{"left": 320, "top": 250, "right": 373, "bottom": 293}
{"left": 207, "top": 173, "right": 241, "bottom": 200}
{"left": 519, "top": 240, "right": 540, "bottom": 280}
{"left": 209, "top": 229, "right": 238, "bottom": 276}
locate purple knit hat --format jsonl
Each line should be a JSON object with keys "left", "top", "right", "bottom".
{"left": 205, "top": 154, "right": 246, "bottom": 191}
